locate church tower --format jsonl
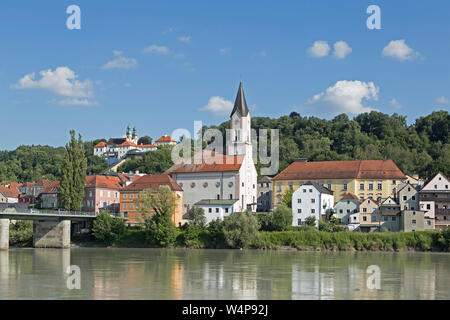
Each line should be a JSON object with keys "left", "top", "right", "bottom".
{"left": 227, "top": 81, "right": 252, "bottom": 158}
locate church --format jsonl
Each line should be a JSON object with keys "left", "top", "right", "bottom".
{"left": 166, "top": 82, "right": 258, "bottom": 218}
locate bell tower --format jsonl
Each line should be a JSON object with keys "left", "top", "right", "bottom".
{"left": 227, "top": 81, "right": 252, "bottom": 157}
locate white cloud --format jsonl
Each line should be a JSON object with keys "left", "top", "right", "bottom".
{"left": 143, "top": 44, "right": 170, "bottom": 55}
{"left": 12, "top": 67, "right": 97, "bottom": 106}
{"left": 333, "top": 41, "right": 352, "bottom": 59}
{"left": 219, "top": 48, "right": 231, "bottom": 54}
{"left": 199, "top": 96, "right": 233, "bottom": 115}
{"left": 389, "top": 98, "right": 402, "bottom": 109}
{"left": 178, "top": 36, "right": 191, "bottom": 43}
{"left": 382, "top": 40, "right": 419, "bottom": 61}
{"left": 436, "top": 96, "right": 449, "bottom": 104}
{"left": 58, "top": 98, "right": 98, "bottom": 106}
{"left": 308, "top": 80, "right": 379, "bottom": 115}
{"left": 102, "top": 50, "right": 137, "bottom": 70}
{"left": 307, "top": 41, "right": 330, "bottom": 58}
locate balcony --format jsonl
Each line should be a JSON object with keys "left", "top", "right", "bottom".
{"left": 419, "top": 195, "right": 450, "bottom": 202}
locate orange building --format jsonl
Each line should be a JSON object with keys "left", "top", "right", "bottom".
{"left": 120, "top": 174, "right": 183, "bottom": 226}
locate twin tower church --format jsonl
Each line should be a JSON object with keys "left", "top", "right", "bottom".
{"left": 167, "top": 81, "right": 258, "bottom": 216}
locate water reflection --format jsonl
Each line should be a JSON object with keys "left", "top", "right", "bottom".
{"left": 0, "top": 248, "right": 449, "bottom": 300}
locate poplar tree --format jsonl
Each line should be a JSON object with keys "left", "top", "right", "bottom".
{"left": 59, "top": 130, "right": 87, "bottom": 211}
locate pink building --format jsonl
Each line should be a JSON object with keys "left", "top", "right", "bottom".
{"left": 83, "top": 175, "right": 125, "bottom": 214}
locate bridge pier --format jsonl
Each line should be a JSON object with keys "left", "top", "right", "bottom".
{"left": 0, "top": 219, "right": 9, "bottom": 250}
{"left": 33, "top": 220, "right": 71, "bottom": 249}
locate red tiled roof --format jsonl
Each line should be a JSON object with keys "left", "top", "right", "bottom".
{"left": 94, "top": 141, "right": 107, "bottom": 148}
{"left": 166, "top": 153, "right": 244, "bottom": 174}
{"left": 120, "top": 141, "right": 137, "bottom": 147}
{"left": 273, "top": 160, "right": 406, "bottom": 181}
{"left": 0, "top": 185, "right": 20, "bottom": 198}
{"left": 155, "top": 135, "right": 176, "bottom": 143}
{"left": 85, "top": 175, "right": 123, "bottom": 190}
{"left": 41, "top": 181, "right": 60, "bottom": 194}
{"left": 122, "top": 174, "right": 183, "bottom": 192}
{"left": 138, "top": 144, "right": 157, "bottom": 148}
{"left": 341, "top": 193, "right": 359, "bottom": 201}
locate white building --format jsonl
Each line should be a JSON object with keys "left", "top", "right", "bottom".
{"left": 154, "top": 134, "right": 177, "bottom": 146}
{"left": 167, "top": 82, "right": 258, "bottom": 217}
{"left": 93, "top": 125, "right": 157, "bottom": 166}
{"left": 194, "top": 199, "right": 240, "bottom": 223}
{"left": 291, "top": 181, "right": 334, "bottom": 227}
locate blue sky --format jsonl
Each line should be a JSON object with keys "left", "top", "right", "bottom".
{"left": 0, "top": 0, "right": 449, "bottom": 150}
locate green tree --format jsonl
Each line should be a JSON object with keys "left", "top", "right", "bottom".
{"left": 59, "top": 130, "right": 87, "bottom": 211}
{"left": 271, "top": 204, "right": 292, "bottom": 231}
{"left": 281, "top": 189, "right": 294, "bottom": 208}
{"left": 92, "top": 211, "right": 126, "bottom": 245}
{"left": 187, "top": 206, "right": 206, "bottom": 228}
{"left": 222, "top": 211, "right": 260, "bottom": 248}
{"left": 305, "top": 216, "right": 316, "bottom": 227}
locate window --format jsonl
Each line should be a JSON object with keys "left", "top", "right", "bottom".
{"left": 311, "top": 209, "right": 315, "bottom": 213}
{"left": 242, "top": 182, "right": 244, "bottom": 187}
{"left": 217, "top": 194, "right": 220, "bottom": 200}
{"left": 339, "top": 209, "right": 343, "bottom": 213}
{"left": 377, "top": 182, "right": 382, "bottom": 190}
{"left": 191, "top": 182, "right": 196, "bottom": 188}
{"left": 372, "top": 216, "right": 377, "bottom": 222}
{"left": 311, "top": 198, "right": 315, "bottom": 203}
{"left": 369, "top": 183, "right": 373, "bottom": 191}
{"left": 277, "top": 183, "right": 281, "bottom": 192}
{"left": 123, "top": 204, "right": 127, "bottom": 209}
{"left": 427, "top": 220, "right": 431, "bottom": 226}
{"left": 297, "top": 219, "right": 302, "bottom": 225}
{"left": 403, "top": 196, "right": 407, "bottom": 201}
{"left": 363, "top": 216, "right": 367, "bottom": 221}
{"left": 327, "top": 182, "right": 332, "bottom": 190}
{"left": 225, "top": 208, "right": 229, "bottom": 213}
{"left": 360, "top": 183, "right": 364, "bottom": 190}
{"left": 124, "top": 194, "right": 127, "bottom": 199}
{"left": 392, "top": 216, "right": 396, "bottom": 221}
{"left": 298, "top": 209, "right": 302, "bottom": 213}
{"left": 363, "top": 208, "right": 367, "bottom": 213}
{"left": 384, "top": 216, "right": 388, "bottom": 221}
{"left": 229, "top": 194, "right": 233, "bottom": 200}
{"left": 427, "top": 204, "right": 431, "bottom": 210}
{"left": 203, "top": 182, "right": 208, "bottom": 188}
{"left": 297, "top": 199, "right": 301, "bottom": 204}
{"left": 129, "top": 204, "right": 134, "bottom": 209}
{"left": 309, "top": 189, "right": 313, "bottom": 193}
{"left": 100, "top": 191, "right": 103, "bottom": 197}
{"left": 130, "top": 194, "right": 134, "bottom": 199}
{"left": 289, "top": 182, "right": 293, "bottom": 190}
{"left": 216, "top": 208, "right": 219, "bottom": 213}
{"left": 393, "top": 180, "right": 396, "bottom": 185}
{"left": 303, "top": 189, "right": 306, "bottom": 193}
{"left": 208, "top": 208, "right": 212, "bottom": 213}
{"left": 346, "top": 209, "right": 350, "bottom": 213}
{"left": 89, "top": 191, "right": 92, "bottom": 197}
{"left": 107, "top": 191, "right": 111, "bottom": 197}
{"left": 343, "top": 182, "right": 347, "bottom": 191}
{"left": 412, "top": 219, "right": 416, "bottom": 224}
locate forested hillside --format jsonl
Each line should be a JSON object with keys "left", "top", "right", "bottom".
{"left": 207, "top": 110, "right": 449, "bottom": 178}
{"left": 0, "top": 110, "right": 448, "bottom": 183}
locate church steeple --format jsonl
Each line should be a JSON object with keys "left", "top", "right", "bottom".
{"left": 230, "top": 81, "right": 250, "bottom": 118}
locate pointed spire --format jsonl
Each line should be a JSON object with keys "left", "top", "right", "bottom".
{"left": 230, "top": 80, "right": 249, "bottom": 118}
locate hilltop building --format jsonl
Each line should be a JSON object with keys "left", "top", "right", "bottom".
{"left": 94, "top": 125, "right": 157, "bottom": 166}
{"left": 155, "top": 135, "right": 177, "bottom": 146}
{"left": 419, "top": 172, "right": 450, "bottom": 230}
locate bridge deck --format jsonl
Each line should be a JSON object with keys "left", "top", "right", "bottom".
{"left": 0, "top": 209, "right": 96, "bottom": 221}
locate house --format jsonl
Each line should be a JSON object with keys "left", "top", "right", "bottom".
{"left": 419, "top": 172, "right": 450, "bottom": 230}
{"left": 291, "top": 181, "right": 334, "bottom": 227}
{"left": 334, "top": 193, "right": 360, "bottom": 224}
{"left": 359, "top": 198, "right": 379, "bottom": 232}
{"left": 39, "top": 181, "right": 60, "bottom": 209}
{"left": 193, "top": 199, "right": 240, "bottom": 223}
{"left": 373, "top": 197, "right": 401, "bottom": 232}
{"left": 154, "top": 134, "right": 177, "bottom": 146}
{"left": 0, "top": 184, "right": 20, "bottom": 203}
{"left": 167, "top": 82, "right": 258, "bottom": 217}
{"left": 94, "top": 125, "right": 157, "bottom": 166}
{"left": 256, "top": 176, "right": 272, "bottom": 212}
{"left": 120, "top": 174, "right": 183, "bottom": 226}
{"left": 83, "top": 175, "right": 124, "bottom": 214}
{"left": 400, "top": 210, "right": 427, "bottom": 232}
{"left": 398, "top": 181, "right": 434, "bottom": 230}
{"left": 272, "top": 159, "right": 406, "bottom": 208}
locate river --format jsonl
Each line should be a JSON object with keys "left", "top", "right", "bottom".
{"left": 0, "top": 248, "right": 449, "bottom": 299}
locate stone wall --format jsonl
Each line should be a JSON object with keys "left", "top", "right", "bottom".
{"left": 0, "top": 219, "right": 9, "bottom": 250}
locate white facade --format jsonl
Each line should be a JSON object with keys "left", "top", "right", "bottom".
{"left": 291, "top": 183, "right": 334, "bottom": 227}
{"left": 195, "top": 200, "right": 240, "bottom": 223}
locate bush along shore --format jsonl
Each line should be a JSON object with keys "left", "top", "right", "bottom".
{"left": 11, "top": 210, "right": 450, "bottom": 252}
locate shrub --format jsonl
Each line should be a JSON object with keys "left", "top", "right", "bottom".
{"left": 206, "top": 218, "right": 226, "bottom": 248}
{"left": 305, "top": 216, "right": 316, "bottom": 227}
{"left": 9, "top": 220, "right": 33, "bottom": 247}
{"left": 271, "top": 204, "right": 292, "bottom": 231}
{"left": 222, "top": 211, "right": 260, "bottom": 248}
{"left": 187, "top": 206, "right": 206, "bottom": 228}
{"left": 92, "top": 211, "right": 126, "bottom": 245}
{"left": 144, "top": 213, "right": 178, "bottom": 247}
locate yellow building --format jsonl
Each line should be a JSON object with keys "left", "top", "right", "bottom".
{"left": 272, "top": 160, "right": 406, "bottom": 207}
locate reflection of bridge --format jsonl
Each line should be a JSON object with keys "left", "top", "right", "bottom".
{"left": 0, "top": 209, "right": 96, "bottom": 250}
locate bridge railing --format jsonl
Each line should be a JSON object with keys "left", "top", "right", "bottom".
{"left": 0, "top": 209, "right": 97, "bottom": 217}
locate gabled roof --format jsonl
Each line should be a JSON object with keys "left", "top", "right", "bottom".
{"left": 166, "top": 152, "right": 244, "bottom": 174}
{"left": 258, "top": 176, "right": 272, "bottom": 183}
{"left": 340, "top": 193, "right": 360, "bottom": 201}
{"left": 230, "top": 81, "right": 249, "bottom": 118}
{"left": 360, "top": 198, "right": 379, "bottom": 206}
{"left": 155, "top": 135, "right": 176, "bottom": 143}
{"left": 85, "top": 175, "right": 123, "bottom": 190}
{"left": 300, "top": 181, "right": 333, "bottom": 195}
{"left": 41, "top": 181, "right": 60, "bottom": 194}
{"left": 195, "top": 199, "right": 238, "bottom": 206}
{"left": 121, "top": 174, "right": 183, "bottom": 192}
{"left": 421, "top": 172, "right": 449, "bottom": 191}
{"left": 273, "top": 160, "right": 406, "bottom": 181}
{"left": 94, "top": 141, "right": 107, "bottom": 148}
{"left": 0, "top": 185, "right": 20, "bottom": 198}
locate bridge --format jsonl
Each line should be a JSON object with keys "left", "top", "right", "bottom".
{"left": 0, "top": 209, "right": 96, "bottom": 250}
